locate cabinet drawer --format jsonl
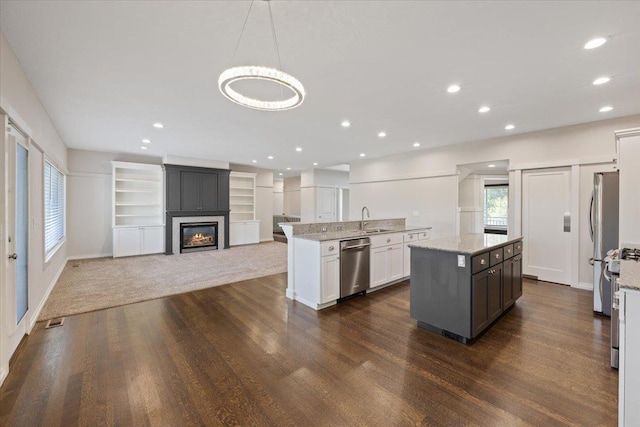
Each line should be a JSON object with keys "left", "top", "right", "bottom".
{"left": 513, "top": 240, "right": 523, "bottom": 255}
{"left": 371, "top": 233, "right": 403, "bottom": 248}
{"left": 503, "top": 244, "right": 514, "bottom": 259}
{"left": 321, "top": 240, "right": 339, "bottom": 257}
{"left": 472, "top": 252, "right": 490, "bottom": 274}
{"left": 490, "top": 248, "right": 504, "bottom": 266}
{"left": 403, "top": 233, "right": 419, "bottom": 243}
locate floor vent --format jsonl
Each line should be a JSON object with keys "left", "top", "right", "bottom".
{"left": 45, "top": 318, "right": 65, "bottom": 329}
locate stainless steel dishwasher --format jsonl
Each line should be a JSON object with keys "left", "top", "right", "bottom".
{"left": 340, "top": 237, "right": 371, "bottom": 298}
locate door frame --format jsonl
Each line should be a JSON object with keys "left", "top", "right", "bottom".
{"left": 5, "top": 122, "right": 31, "bottom": 359}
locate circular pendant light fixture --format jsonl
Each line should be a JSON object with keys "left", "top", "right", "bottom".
{"left": 218, "top": 66, "right": 305, "bottom": 111}
{"left": 219, "top": 1, "right": 305, "bottom": 112}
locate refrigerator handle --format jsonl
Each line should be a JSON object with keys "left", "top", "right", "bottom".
{"left": 589, "top": 191, "right": 594, "bottom": 242}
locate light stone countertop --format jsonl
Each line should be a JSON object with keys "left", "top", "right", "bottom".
{"left": 408, "top": 233, "right": 523, "bottom": 255}
{"left": 620, "top": 260, "right": 640, "bottom": 290}
{"left": 293, "top": 225, "right": 432, "bottom": 242}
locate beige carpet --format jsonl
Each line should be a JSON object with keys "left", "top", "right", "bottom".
{"left": 39, "top": 241, "right": 288, "bottom": 321}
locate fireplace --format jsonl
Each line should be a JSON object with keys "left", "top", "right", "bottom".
{"left": 180, "top": 222, "right": 218, "bottom": 253}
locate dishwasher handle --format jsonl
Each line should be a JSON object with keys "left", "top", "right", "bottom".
{"left": 342, "top": 243, "right": 371, "bottom": 250}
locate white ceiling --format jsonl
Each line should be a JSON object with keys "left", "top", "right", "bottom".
{"left": 1, "top": 1, "right": 639, "bottom": 176}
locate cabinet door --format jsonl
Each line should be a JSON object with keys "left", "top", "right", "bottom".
{"left": 404, "top": 243, "right": 411, "bottom": 277}
{"left": 502, "top": 258, "right": 514, "bottom": 309}
{"left": 114, "top": 228, "right": 141, "bottom": 257}
{"left": 388, "top": 244, "right": 404, "bottom": 282}
{"left": 512, "top": 256, "right": 523, "bottom": 300}
{"left": 180, "top": 172, "right": 201, "bottom": 210}
{"left": 141, "top": 226, "right": 164, "bottom": 254}
{"left": 244, "top": 221, "right": 260, "bottom": 244}
{"left": 321, "top": 254, "right": 340, "bottom": 303}
{"left": 229, "top": 222, "right": 244, "bottom": 246}
{"left": 371, "top": 246, "right": 389, "bottom": 288}
{"left": 472, "top": 270, "right": 490, "bottom": 337}
{"left": 488, "top": 263, "right": 503, "bottom": 322}
{"left": 200, "top": 172, "right": 219, "bottom": 211}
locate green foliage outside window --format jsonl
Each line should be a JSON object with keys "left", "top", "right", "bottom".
{"left": 484, "top": 186, "right": 508, "bottom": 227}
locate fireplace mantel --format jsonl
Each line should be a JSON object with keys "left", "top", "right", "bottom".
{"left": 163, "top": 164, "right": 231, "bottom": 253}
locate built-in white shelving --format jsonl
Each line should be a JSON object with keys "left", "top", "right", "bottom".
{"left": 229, "top": 171, "right": 260, "bottom": 245}
{"left": 112, "top": 161, "right": 164, "bottom": 257}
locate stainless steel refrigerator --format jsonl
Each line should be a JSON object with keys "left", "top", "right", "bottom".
{"left": 589, "top": 172, "right": 619, "bottom": 316}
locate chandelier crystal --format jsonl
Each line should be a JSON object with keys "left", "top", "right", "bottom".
{"left": 218, "top": 65, "right": 305, "bottom": 111}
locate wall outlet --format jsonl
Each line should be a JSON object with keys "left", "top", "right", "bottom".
{"left": 413, "top": 211, "right": 420, "bottom": 217}
{"left": 457, "top": 255, "right": 465, "bottom": 267}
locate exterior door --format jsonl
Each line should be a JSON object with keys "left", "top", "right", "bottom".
{"left": 317, "top": 187, "right": 336, "bottom": 222}
{"left": 522, "top": 168, "right": 572, "bottom": 284}
{"left": 7, "top": 128, "right": 29, "bottom": 357}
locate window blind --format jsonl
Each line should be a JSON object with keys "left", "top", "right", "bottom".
{"left": 44, "top": 160, "right": 65, "bottom": 255}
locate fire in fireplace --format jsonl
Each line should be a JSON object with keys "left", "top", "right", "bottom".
{"left": 180, "top": 222, "right": 218, "bottom": 253}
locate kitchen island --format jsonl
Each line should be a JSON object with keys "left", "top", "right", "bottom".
{"left": 409, "top": 233, "right": 523, "bottom": 344}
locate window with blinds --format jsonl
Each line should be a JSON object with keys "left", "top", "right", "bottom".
{"left": 44, "top": 160, "right": 65, "bottom": 256}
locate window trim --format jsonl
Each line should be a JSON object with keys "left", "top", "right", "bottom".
{"left": 43, "top": 157, "right": 66, "bottom": 263}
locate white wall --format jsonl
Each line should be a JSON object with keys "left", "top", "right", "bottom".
{"left": 67, "top": 149, "right": 162, "bottom": 259}
{"left": 273, "top": 179, "right": 284, "bottom": 215}
{"left": 300, "top": 168, "right": 350, "bottom": 222}
{"left": 350, "top": 115, "right": 640, "bottom": 287}
{"left": 283, "top": 176, "right": 301, "bottom": 216}
{"left": 0, "top": 31, "right": 70, "bottom": 384}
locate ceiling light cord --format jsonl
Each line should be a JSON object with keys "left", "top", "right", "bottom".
{"left": 267, "top": 1, "right": 285, "bottom": 100}
{"left": 230, "top": 0, "right": 255, "bottom": 64}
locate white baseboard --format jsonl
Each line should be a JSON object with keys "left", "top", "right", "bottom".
{"left": 0, "top": 368, "right": 7, "bottom": 388}
{"left": 260, "top": 238, "right": 275, "bottom": 243}
{"left": 28, "top": 256, "right": 67, "bottom": 333}
{"left": 574, "top": 281, "right": 594, "bottom": 291}
{"left": 67, "top": 253, "right": 111, "bottom": 261}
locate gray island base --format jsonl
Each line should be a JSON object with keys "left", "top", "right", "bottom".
{"left": 409, "top": 234, "right": 523, "bottom": 344}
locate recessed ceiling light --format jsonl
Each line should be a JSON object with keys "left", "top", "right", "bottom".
{"left": 152, "top": 122, "right": 164, "bottom": 129}
{"left": 286, "top": 167, "right": 291, "bottom": 170}
{"left": 478, "top": 106, "right": 491, "bottom": 113}
{"left": 140, "top": 146, "right": 148, "bottom": 150}
{"left": 296, "top": 147, "right": 302, "bottom": 152}
{"left": 252, "top": 160, "right": 257, "bottom": 163}
{"left": 413, "top": 142, "right": 421, "bottom": 148}
{"left": 359, "top": 153, "right": 366, "bottom": 157}
{"left": 378, "top": 131, "right": 387, "bottom": 138}
{"left": 142, "top": 139, "right": 151, "bottom": 144}
{"left": 505, "top": 124, "right": 515, "bottom": 130}
{"left": 584, "top": 37, "right": 607, "bottom": 50}
{"left": 447, "top": 84, "right": 461, "bottom": 93}
{"left": 267, "top": 155, "right": 274, "bottom": 160}
{"left": 488, "top": 164, "right": 496, "bottom": 168}
{"left": 593, "top": 76, "right": 611, "bottom": 85}
{"left": 279, "top": 173, "right": 283, "bottom": 176}
{"left": 599, "top": 105, "right": 614, "bottom": 112}
{"left": 341, "top": 120, "right": 351, "bottom": 128}
{"left": 313, "top": 162, "right": 318, "bottom": 166}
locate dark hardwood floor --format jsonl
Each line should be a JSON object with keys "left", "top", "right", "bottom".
{"left": 0, "top": 275, "right": 617, "bottom": 426}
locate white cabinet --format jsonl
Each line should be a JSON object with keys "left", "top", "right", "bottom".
{"left": 230, "top": 220, "right": 260, "bottom": 246}
{"left": 620, "top": 288, "right": 640, "bottom": 426}
{"left": 403, "top": 229, "right": 431, "bottom": 277}
{"left": 293, "top": 238, "right": 340, "bottom": 309}
{"left": 112, "top": 161, "right": 164, "bottom": 258}
{"left": 371, "top": 231, "right": 405, "bottom": 289}
{"left": 113, "top": 226, "right": 164, "bottom": 258}
{"left": 321, "top": 254, "right": 340, "bottom": 303}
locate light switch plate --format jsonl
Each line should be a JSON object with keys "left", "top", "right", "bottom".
{"left": 412, "top": 211, "right": 420, "bottom": 217}
{"left": 457, "top": 255, "right": 465, "bottom": 267}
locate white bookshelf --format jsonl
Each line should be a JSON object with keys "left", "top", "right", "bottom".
{"left": 229, "top": 171, "right": 260, "bottom": 245}
{"left": 112, "top": 161, "right": 164, "bottom": 257}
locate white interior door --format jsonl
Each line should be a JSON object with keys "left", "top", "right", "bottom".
{"left": 317, "top": 187, "right": 336, "bottom": 222}
{"left": 7, "top": 130, "right": 29, "bottom": 357}
{"left": 522, "top": 168, "right": 571, "bottom": 285}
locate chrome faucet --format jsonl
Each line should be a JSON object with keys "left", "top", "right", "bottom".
{"left": 361, "top": 206, "right": 370, "bottom": 230}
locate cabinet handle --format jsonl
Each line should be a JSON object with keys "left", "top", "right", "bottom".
{"left": 480, "top": 259, "right": 486, "bottom": 265}
{"left": 328, "top": 246, "right": 334, "bottom": 251}
{"left": 517, "top": 245, "right": 521, "bottom": 250}
{"left": 387, "top": 238, "right": 391, "bottom": 243}
{"left": 495, "top": 254, "right": 500, "bottom": 259}
{"left": 387, "top": 247, "right": 392, "bottom": 250}
{"left": 507, "top": 249, "right": 512, "bottom": 254}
